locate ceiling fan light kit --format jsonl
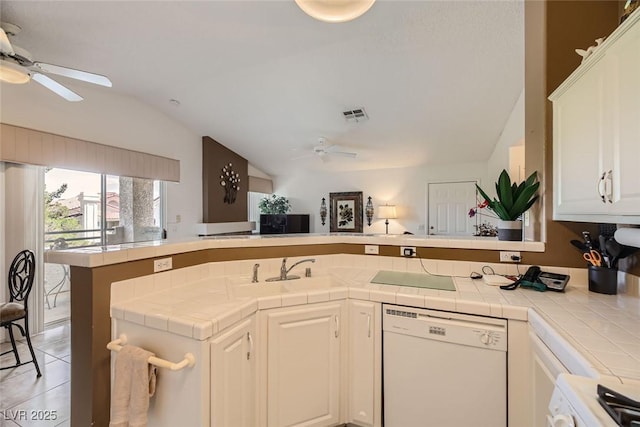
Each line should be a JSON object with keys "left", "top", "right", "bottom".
{"left": 294, "top": 0, "right": 376, "bottom": 23}
{"left": 0, "top": 59, "right": 30, "bottom": 84}
{"left": 0, "top": 22, "right": 112, "bottom": 101}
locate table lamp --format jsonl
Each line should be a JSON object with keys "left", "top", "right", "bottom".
{"left": 377, "top": 205, "right": 397, "bottom": 234}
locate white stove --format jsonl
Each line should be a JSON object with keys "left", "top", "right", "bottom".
{"left": 549, "top": 374, "right": 640, "bottom": 427}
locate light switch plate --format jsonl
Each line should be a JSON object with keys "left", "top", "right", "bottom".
{"left": 154, "top": 257, "right": 173, "bottom": 272}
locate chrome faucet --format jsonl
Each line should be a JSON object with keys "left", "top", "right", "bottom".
{"left": 252, "top": 263, "right": 260, "bottom": 283}
{"left": 267, "top": 258, "right": 316, "bottom": 282}
{"left": 273, "top": 257, "right": 316, "bottom": 281}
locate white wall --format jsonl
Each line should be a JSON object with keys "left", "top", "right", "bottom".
{"left": 275, "top": 162, "right": 490, "bottom": 235}
{"left": 0, "top": 81, "right": 202, "bottom": 238}
{"left": 486, "top": 88, "right": 525, "bottom": 188}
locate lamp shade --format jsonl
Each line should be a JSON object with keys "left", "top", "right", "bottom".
{"left": 377, "top": 205, "right": 397, "bottom": 219}
{"left": 0, "top": 59, "right": 30, "bottom": 84}
{"left": 294, "top": 0, "right": 376, "bottom": 23}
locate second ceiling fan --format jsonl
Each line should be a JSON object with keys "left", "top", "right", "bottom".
{"left": 309, "top": 137, "right": 357, "bottom": 160}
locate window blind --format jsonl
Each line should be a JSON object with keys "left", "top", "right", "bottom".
{"left": 0, "top": 123, "right": 180, "bottom": 182}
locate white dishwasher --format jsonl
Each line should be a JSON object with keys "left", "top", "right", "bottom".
{"left": 383, "top": 304, "right": 507, "bottom": 427}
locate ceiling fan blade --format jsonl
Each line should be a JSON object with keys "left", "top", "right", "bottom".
{"left": 291, "top": 152, "right": 314, "bottom": 160}
{"left": 0, "top": 27, "right": 14, "bottom": 55}
{"left": 32, "top": 73, "right": 83, "bottom": 102}
{"left": 34, "top": 62, "right": 112, "bottom": 87}
{"left": 329, "top": 151, "right": 357, "bottom": 158}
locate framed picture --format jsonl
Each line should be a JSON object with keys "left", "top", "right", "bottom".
{"left": 329, "top": 191, "right": 363, "bottom": 233}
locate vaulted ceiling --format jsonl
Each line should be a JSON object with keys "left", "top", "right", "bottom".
{"left": 0, "top": 1, "right": 524, "bottom": 176}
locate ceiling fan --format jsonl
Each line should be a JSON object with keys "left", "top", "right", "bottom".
{"left": 0, "top": 22, "right": 112, "bottom": 102}
{"left": 303, "top": 137, "right": 358, "bottom": 161}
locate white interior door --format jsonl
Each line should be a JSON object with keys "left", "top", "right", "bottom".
{"left": 427, "top": 181, "right": 477, "bottom": 236}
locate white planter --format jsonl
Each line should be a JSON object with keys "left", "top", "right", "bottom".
{"left": 497, "top": 220, "right": 523, "bottom": 241}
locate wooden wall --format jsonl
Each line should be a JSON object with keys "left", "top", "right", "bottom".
{"left": 202, "top": 136, "right": 248, "bottom": 223}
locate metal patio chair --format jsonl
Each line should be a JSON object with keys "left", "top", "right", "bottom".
{"left": 0, "top": 249, "right": 42, "bottom": 377}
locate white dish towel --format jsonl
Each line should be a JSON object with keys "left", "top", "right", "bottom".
{"left": 109, "top": 345, "right": 157, "bottom": 427}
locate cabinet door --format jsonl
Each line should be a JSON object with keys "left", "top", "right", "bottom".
{"left": 553, "top": 59, "right": 609, "bottom": 216}
{"left": 348, "top": 300, "right": 381, "bottom": 427}
{"left": 604, "top": 22, "right": 640, "bottom": 214}
{"left": 266, "top": 302, "right": 342, "bottom": 427}
{"left": 210, "top": 316, "right": 256, "bottom": 427}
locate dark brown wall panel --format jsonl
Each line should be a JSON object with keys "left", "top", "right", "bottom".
{"left": 525, "top": 0, "right": 626, "bottom": 270}
{"left": 202, "top": 136, "right": 248, "bottom": 223}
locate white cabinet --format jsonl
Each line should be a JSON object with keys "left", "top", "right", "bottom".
{"left": 552, "top": 59, "right": 608, "bottom": 216}
{"left": 210, "top": 316, "right": 256, "bottom": 427}
{"left": 263, "top": 301, "right": 345, "bottom": 427}
{"left": 602, "top": 20, "right": 640, "bottom": 215}
{"left": 347, "top": 300, "right": 381, "bottom": 427}
{"left": 529, "top": 329, "right": 568, "bottom": 427}
{"left": 550, "top": 11, "right": 640, "bottom": 224}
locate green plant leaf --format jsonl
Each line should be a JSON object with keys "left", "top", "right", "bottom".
{"left": 496, "top": 170, "right": 513, "bottom": 211}
{"left": 476, "top": 184, "right": 493, "bottom": 204}
{"left": 524, "top": 171, "right": 538, "bottom": 187}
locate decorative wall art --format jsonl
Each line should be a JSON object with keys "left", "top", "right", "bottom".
{"left": 365, "top": 196, "right": 374, "bottom": 226}
{"left": 320, "top": 197, "right": 327, "bottom": 226}
{"left": 220, "top": 162, "right": 241, "bottom": 204}
{"left": 329, "top": 191, "right": 363, "bottom": 233}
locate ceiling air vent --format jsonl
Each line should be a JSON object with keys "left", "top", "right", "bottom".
{"left": 343, "top": 107, "right": 369, "bottom": 123}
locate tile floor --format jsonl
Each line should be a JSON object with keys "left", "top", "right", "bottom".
{"left": 0, "top": 322, "right": 71, "bottom": 427}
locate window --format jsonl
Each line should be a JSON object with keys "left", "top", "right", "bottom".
{"left": 248, "top": 191, "right": 269, "bottom": 234}
{"left": 44, "top": 168, "right": 165, "bottom": 248}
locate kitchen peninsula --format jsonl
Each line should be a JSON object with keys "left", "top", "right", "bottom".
{"left": 45, "top": 234, "right": 640, "bottom": 426}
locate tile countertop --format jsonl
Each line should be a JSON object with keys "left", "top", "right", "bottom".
{"left": 111, "top": 265, "right": 640, "bottom": 384}
{"left": 45, "top": 234, "right": 545, "bottom": 267}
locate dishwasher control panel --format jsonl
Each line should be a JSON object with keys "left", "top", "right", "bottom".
{"left": 383, "top": 304, "right": 508, "bottom": 352}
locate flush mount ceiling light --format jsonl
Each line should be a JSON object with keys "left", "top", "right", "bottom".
{"left": 294, "top": 0, "right": 376, "bottom": 23}
{"left": 0, "top": 59, "right": 30, "bottom": 84}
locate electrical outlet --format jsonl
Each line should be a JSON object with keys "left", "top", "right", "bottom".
{"left": 154, "top": 257, "right": 173, "bottom": 272}
{"left": 499, "top": 251, "right": 521, "bottom": 263}
{"left": 401, "top": 246, "right": 417, "bottom": 257}
{"left": 365, "top": 245, "right": 379, "bottom": 255}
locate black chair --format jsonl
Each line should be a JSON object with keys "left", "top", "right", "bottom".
{"left": 0, "top": 250, "right": 41, "bottom": 377}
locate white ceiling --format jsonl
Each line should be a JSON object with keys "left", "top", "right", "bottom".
{"left": 0, "top": 0, "right": 524, "bottom": 177}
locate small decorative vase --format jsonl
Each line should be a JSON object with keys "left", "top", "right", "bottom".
{"left": 497, "top": 220, "right": 523, "bottom": 241}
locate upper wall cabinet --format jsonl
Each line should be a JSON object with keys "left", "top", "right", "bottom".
{"left": 549, "top": 10, "right": 640, "bottom": 224}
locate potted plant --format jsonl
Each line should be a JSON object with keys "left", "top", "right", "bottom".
{"left": 258, "top": 194, "right": 291, "bottom": 214}
{"left": 475, "top": 170, "right": 540, "bottom": 241}
{"left": 258, "top": 195, "right": 310, "bottom": 234}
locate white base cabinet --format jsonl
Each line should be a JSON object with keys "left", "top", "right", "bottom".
{"left": 260, "top": 301, "right": 346, "bottom": 427}
{"left": 347, "top": 300, "right": 381, "bottom": 427}
{"left": 210, "top": 316, "right": 257, "bottom": 427}
{"left": 550, "top": 10, "right": 640, "bottom": 224}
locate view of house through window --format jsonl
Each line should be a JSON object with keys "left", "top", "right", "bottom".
{"left": 43, "top": 168, "right": 164, "bottom": 325}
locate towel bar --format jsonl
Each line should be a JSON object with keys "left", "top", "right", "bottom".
{"left": 107, "top": 334, "right": 196, "bottom": 371}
